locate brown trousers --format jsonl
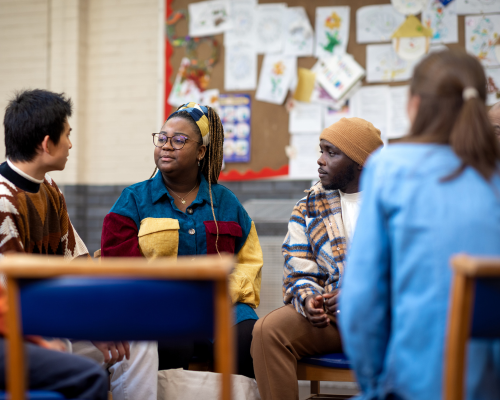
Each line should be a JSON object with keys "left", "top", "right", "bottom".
{"left": 251, "top": 304, "right": 342, "bottom": 400}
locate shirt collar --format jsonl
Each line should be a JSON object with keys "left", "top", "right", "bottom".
{"left": 0, "top": 160, "right": 42, "bottom": 193}
{"left": 151, "top": 172, "right": 217, "bottom": 206}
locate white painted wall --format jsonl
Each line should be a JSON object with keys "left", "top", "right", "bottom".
{"left": 0, "top": 0, "right": 164, "bottom": 185}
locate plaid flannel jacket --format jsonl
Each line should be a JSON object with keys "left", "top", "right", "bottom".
{"left": 282, "top": 182, "right": 347, "bottom": 317}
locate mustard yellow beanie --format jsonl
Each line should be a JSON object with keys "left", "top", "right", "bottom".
{"left": 319, "top": 117, "right": 383, "bottom": 165}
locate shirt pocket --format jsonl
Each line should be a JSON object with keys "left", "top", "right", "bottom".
{"left": 204, "top": 221, "right": 242, "bottom": 254}
{"left": 138, "top": 218, "right": 180, "bottom": 259}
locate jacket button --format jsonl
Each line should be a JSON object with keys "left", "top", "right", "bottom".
{"left": 187, "top": 208, "right": 193, "bottom": 214}
{"left": 189, "top": 229, "right": 195, "bottom": 235}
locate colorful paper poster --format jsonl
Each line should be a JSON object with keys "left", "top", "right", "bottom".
{"left": 284, "top": 7, "right": 314, "bottom": 56}
{"left": 224, "top": 43, "right": 257, "bottom": 91}
{"left": 200, "top": 89, "right": 220, "bottom": 112}
{"left": 391, "top": 0, "right": 429, "bottom": 15}
{"left": 465, "top": 14, "right": 500, "bottom": 67}
{"left": 255, "top": 3, "right": 287, "bottom": 54}
{"left": 287, "top": 133, "right": 321, "bottom": 179}
{"left": 486, "top": 68, "right": 500, "bottom": 106}
{"left": 356, "top": 5, "right": 406, "bottom": 43}
{"left": 288, "top": 101, "right": 323, "bottom": 134}
{"left": 168, "top": 57, "right": 205, "bottom": 107}
{"left": 366, "top": 44, "right": 419, "bottom": 83}
{"left": 422, "top": 0, "right": 459, "bottom": 44}
{"left": 310, "top": 79, "right": 361, "bottom": 110}
{"left": 315, "top": 7, "right": 350, "bottom": 59}
{"left": 392, "top": 15, "right": 433, "bottom": 61}
{"left": 312, "top": 54, "right": 365, "bottom": 101}
{"left": 188, "top": 0, "right": 232, "bottom": 37}
{"left": 456, "top": 0, "right": 500, "bottom": 15}
{"left": 220, "top": 94, "right": 251, "bottom": 163}
{"left": 224, "top": 1, "right": 257, "bottom": 47}
{"left": 255, "top": 54, "right": 296, "bottom": 105}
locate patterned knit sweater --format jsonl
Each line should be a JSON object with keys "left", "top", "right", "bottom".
{"left": 0, "top": 161, "right": 88, "bottom": 343}
{"left": 282, "top": 182, "right": 347, "bottom": 317}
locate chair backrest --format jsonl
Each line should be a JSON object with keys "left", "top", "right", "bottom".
{"left": 444, "top": 254, "right": 500, "bottom": 400}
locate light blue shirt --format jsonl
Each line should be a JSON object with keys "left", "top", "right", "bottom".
{"left": 340, "top": 144, "right": 500, "bottom": 400}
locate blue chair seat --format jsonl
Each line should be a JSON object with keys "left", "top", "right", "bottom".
{"left": 0, "top": 391, "right": 66, "bottom": 399}
{"left": 299, "top": 352, "right": 351, "bottom": 368}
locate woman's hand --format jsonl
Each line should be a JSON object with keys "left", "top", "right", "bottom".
{"left": 304, "top": 294, "right": 329, "bottom": 328}
{"left": 92, "top": 341, "right": 131, "bottom": 366}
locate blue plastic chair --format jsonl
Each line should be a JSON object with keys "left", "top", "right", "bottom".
{"left": 0, "top": 254, "right": 235, "bottom": 400}
{"left": 444, "top": 254, "right": 500, "bottom": 400}
{"left": 297, "top": 352, "right": 356, "bottom": 399}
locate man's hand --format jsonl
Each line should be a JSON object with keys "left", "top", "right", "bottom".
{"left": 323, "top": 289, "right": 340, "bottom": 315}
{"left": 92, "top": 341, "right": 130, "bottom": 366}
{"left": 304, "top": 294, "right": 329, "bottom": 328}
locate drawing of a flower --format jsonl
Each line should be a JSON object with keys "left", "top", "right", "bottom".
{"left": 272, "top": 61, "right": 286, "bottom": 76}
{"left": 325, "top": 12, "right": 341, "bottom": 30}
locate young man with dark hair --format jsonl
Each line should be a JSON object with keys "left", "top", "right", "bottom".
{"left": 251, "top": 118, "right": 384, "bottom": 400}
{"left": 0, "top": 89, "right": 107, "bottom": 398}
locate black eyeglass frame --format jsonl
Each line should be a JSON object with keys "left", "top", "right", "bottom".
{"left": 151, "top": 133, "right": 202, "bottom": 149}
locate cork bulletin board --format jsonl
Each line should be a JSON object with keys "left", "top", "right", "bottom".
{"left": 166, "top": 0, "right": 468, "bottom": 180}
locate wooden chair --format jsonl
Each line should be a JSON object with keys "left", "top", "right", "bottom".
{"left": 297, "top": 353, "right": 356, "bottom": 399}
{"left": 0, "top": 254, "right": 235, "bottom": 400}
{"left": 444, "top": 254, "right": 500, "bottom": 400}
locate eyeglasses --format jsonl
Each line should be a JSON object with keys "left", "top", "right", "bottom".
{"left": 152, "top": 133, "right": 201, "bottom": 149}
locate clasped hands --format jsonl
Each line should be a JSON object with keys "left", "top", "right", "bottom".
{"left": 304, "top": 290, "right": 340, "bottom": 328}
{"left": 92, "top": 341, "right": 131, "bottom": 366}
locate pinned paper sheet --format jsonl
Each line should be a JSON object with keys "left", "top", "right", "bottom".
{"left": 255, "top": 54, "right": 296, "bottom": 105}
{"left": 315, "top": 7, "right": 350, "bottom": 59}
{"left": 288, "top": 133, "right": 321, "bottom": 179}
{"left": 168, "top": 57, "right": 202, "bottom": 107}
{"left": 422, "top": 0, "right": 458, "bottom": 44}
{"left": 392, "top": 16, "right": 433, "bottom": 61}
{"left": 367, "top": 44, "right": 419, "bottom": 82}
{"left": 465, "top": 14, "right": 500, "bottom": 68}
{"left": 356, "top": 5, "right": 405, "bottom": 43}
{"left": 284, "top": 7, "right": 314, "bottom": 56}
{"left": 496, "top": 36, "right": 500, "bottom": 63}
{"left": 391, "top": 0, "right": 429, "bottom": 15}
{"left": 288, "top": 101, "right": 323, "bottom": 134}
{"left": 220, "top": 94, "right": 251, "bottom": 163}
{"left": 224, "top": 1, "right": 256, "bottom": 47}
{"left": 255, "top": 3, "right": 287, "bottom": 54}
{"left": 293, "top": 68, "right": 316, "bottom": 102}
{"left": 486, "top": 68, "right": 500, "bottom": 106}
{"left": 188, "top": 0, "right": 232, "bottom": 37}
{"left": 387, "top": 86, "right": 411, "bottom": 139}
{"left": 224, "top": 43, "right": 257, "bottom": 91}
{"left": 323, "top": 105, "right": 351, "bottom": 130}
{"left": 200, "top": 89, "right": 220, "bottom": 112}
{"left": 456, "top": 0, "right": 500, "bottom": 15}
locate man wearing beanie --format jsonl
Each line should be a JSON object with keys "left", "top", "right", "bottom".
{"left": 251, "top": 118, "right": 383, "bottom": 400}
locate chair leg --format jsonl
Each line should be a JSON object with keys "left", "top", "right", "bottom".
{"left": 311, "top": 380, "right": 320, "bottom": 394}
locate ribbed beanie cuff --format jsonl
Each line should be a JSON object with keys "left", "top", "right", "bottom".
{"left": 319, "top": 117, "right": 383, "bottom": 165}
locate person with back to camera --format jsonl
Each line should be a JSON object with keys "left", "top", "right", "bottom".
{"left": 340, "top": 49, "right": 500, "bottom": 400}
{"left": 99, "top": 102, "right": 263, "bottom": 383}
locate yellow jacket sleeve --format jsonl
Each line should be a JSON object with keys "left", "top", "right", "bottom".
{"left": 228, "top": 221, "right": 263, "bottom": 308}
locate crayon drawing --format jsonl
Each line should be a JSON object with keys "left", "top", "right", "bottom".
{"left": 255, "top": 3, "right": 286, "bottom": 54}
{"left": 456, "top": 0, "right": 500, "bottom": 15}
{"left": 486, "top": 68, "right": 500, "bottom": 106}
{"left": 422, "top": 0, "right": 459, "bottom": 44}
{"left": 356, "top": 5, "right": 405, "bottom": 43}
{"left": 315, "top": 6, "right": 350, "bottom": 59}
{"left": 366, "top": 44, "right": 418, "bottom": 83}
{"left": 255, "top": 54, "right": 296, "bottom": 105}
{"left": 465, "top": 14, "right": 500, "bottom": 67}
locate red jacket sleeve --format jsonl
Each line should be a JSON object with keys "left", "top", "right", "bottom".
{"left": 101, "top": 212, "right": 142, "bottom": 257}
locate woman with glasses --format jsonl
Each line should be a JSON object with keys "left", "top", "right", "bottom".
{"left": 100, "top": 102, "right": 263, "bottom": 379}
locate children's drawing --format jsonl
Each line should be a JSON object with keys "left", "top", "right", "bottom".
{"left": 422, "top": 0, "right": 458, "bottom": 44}
{"left": 486, "top": 68, "right": 500, "bottom": 106}
{"left": 224, "top": 1, "right": 256, "bottom": 47}
{"left": 392, "top": 16, "right": 433, "bottom": 61}
{"left": 255, "top": 54, "right": 296, "bottom": 105}
{"left": 315, "top": 7, "right": 350, "bottom": 59}
{"left": 456, "top": 0, "right": 500, "bottom": 15}
{"left": 465, "top": 14, "right": 500, "bottom": 67}
{"left": 367, "top": 44, "right": 419, "bottom": 82}
{"left": 168, "top": 57, "right": 207, "bottom": 107}
{"left": 391, "top": 0, "right": 429, "bottom": 15}
{"left": 200, "top": 89, "right": 220, "bottom": 113}
{"left": 255, "top": 3, "right": 287, "bottom": 54}
{"left": 356, "top": 5, "right": 406, "bottom": 43}
{"left": 284, "top": 7, "right": 314, "bottom": 56}
{"left": 224, "top": 43, "right": 257, "bottom": 91}
{"left": 188, "top": 0, "right": 232, "bottom": 37}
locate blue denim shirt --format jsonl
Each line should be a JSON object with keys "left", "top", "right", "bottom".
{"left": 340, "top": 144, "right": 500, "bottom": 400}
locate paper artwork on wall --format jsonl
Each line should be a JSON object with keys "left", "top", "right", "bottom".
{"left": 366, "top": 44, "right": 419, "bottom": 82}
{"left": 224, "top": 1, "right": 256, "bottom": 47}
{"left": 356, "top": 5, "right": 406, "bottom": 43}
{"left": 465, "top": 14, "right": 500, "bottom": 67}
{"left": 284, "top": 7, "right": 314, "bottom": 56}
{"left": 422, "top": 0, "right": 459, "bottom": 44}
{"left": 486, "top": 68, "right": 500, "bottom": 106}
{"left": 387, "top": 86, "right": 411, "bottom": 139}
{"left": 315, "top": 6, "right": 350, "bottom": 59}
{"left": 255, "top": 3, "right": 287, "bottom": 54}
{"left": 324, "top": 105, "right": 351, "bottom": 130}
{"left": 188, "top": 0, "right": 232, "bottom": 37}
{"left": 168, "top": 57, "right": 205, "bottom": 107}
{"left": 200, "top": 89, "right": 220, "bottom": 112}
{"left": 495, "top": 37, "right": 500, "bottom": 63}
{"left": 224, "top": 43, "right": 257, "bottom": 91}
{"left": 293, "top": 68, "right": 316, "bottom": 102}
{"left": 287, "top": 133, "right": 321, "bottom": 179}
{"left": 391, "top": 0, "right": 429, "bottom": 15}
{"left": 392, "top": 16, "right": 433, "bottom": 61}
{"left": 456, "top": 0, "right": 500, "bottom": 15}
{"left": 220, "top": 94, "right": 251, "bottom": 163}
{"left": 255, "top": 54, "right": 296, "bottom": 105}
{"left": 288, "top": 101, "right": 323, "bottom": 134}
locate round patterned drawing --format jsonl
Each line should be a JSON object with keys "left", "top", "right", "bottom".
{"left": 258, "top": 16, "right": 282, "bottom": 44}
{"left": 229, "top": 54, "right": 253, "bottom": 81}
{"left": 391, "top": 0, "right": 428, "bottom": 15}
